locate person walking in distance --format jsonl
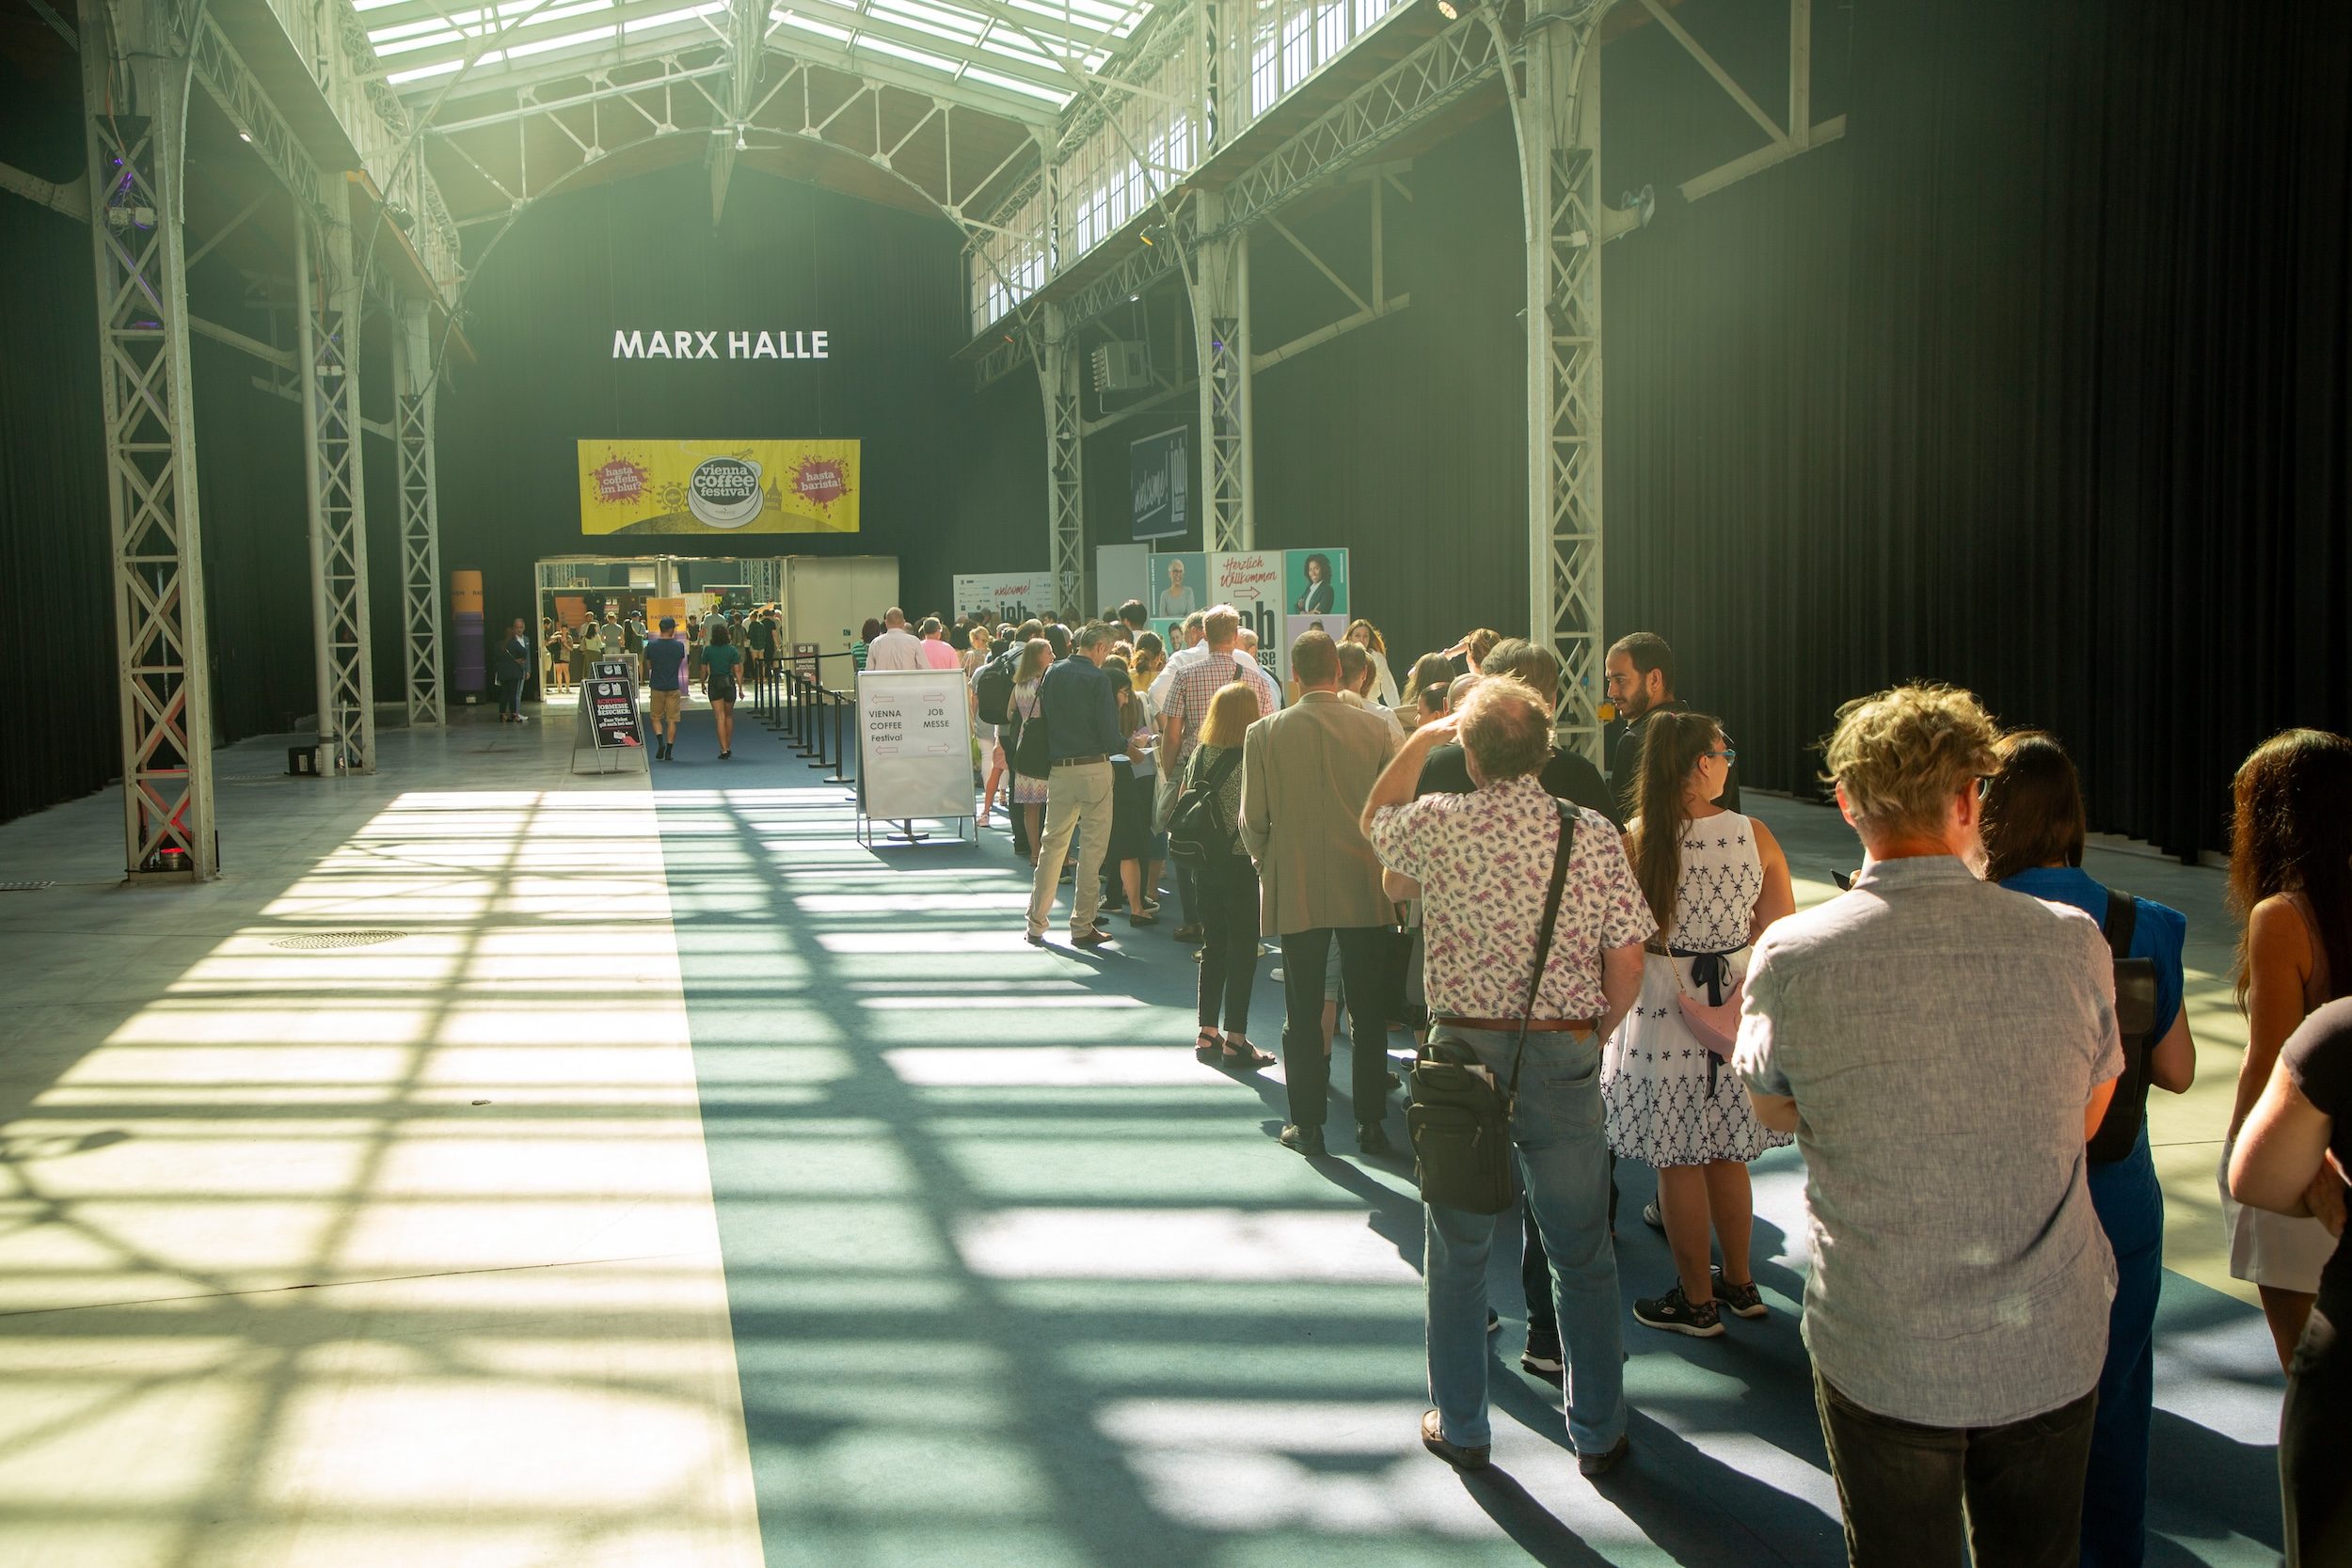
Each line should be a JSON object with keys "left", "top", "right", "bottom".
{"left": 701, "top": 622, "right": 744, "bottom": 759}
{"left": 1025, "top": 625, "right": 1129, "bottom": 949}
{"left": 1364, "top": 675, "right": 1650, "bottom": 1479}
{"left": 1604, "top": 632, "right": 1740, "bottom": 818}
{"left": 918, "top": 616, "right": 961, "bottom": 671}
{"left": 494, "top": 618, "right": 532, "bottom": 722}
{"left": 1737, "top": 685, "right": 2122, "bottom": 1568}
{"left": 2217, "top": 729, "right": 2352, "bottom": 1370}
{"left": 1604, "top": 711, "right": 1795, "bottom": 1338}
{"left": 1240, "top": 630, "right": 1402, "bottom": 1157}
{"left": 640, "top": 615, "right": 690, "bottom": 761}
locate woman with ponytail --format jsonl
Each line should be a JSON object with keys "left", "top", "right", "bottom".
{"left": 1602, "top": 710, "right": 1795, "bottom": 1337}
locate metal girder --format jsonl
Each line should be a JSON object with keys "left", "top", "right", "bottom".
{"left": 1039, "top": 307, "right": 1086, "bottom": 617}
{"left": 1518, "top": 6, "right": 1605, "bottom": 764}
{"left": 393, "top": 301, "right": 445, "bottom": 728}
{"left": 1214, "top": 13, "right": 1502, "bottom": 240}
{"left": 82, "top": 2, "right": 219, "bottom": 880}
{"left": 1188, "top": 213, "right": 1250, "bottom": 551}
{"left": 175, "top": 0, "right": 336, "bottom": 232}
{"left": 295, "top": 185, "right": 379, "bottom": 774}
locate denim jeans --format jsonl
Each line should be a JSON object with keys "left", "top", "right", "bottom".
{"left": 2082, "top": 1130, "right": 2164, "bottom": 1568}
{"left": 500, "top": 676, "right": 524, "bottom": 718}
{"left": 1424, "top": 1024, "right": 1626, "bottom": 1455}
{"left": 1815, "top": 1372, "right": 2098, "bottom": 1568}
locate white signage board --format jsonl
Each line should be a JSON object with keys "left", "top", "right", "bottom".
{"left": 1094, "top": 545, "right": 1152, "bottom": 613}
{"left": 857, "top": 669, "right": 975, "bottom": 823}
{"left": 953, "top": 572, "right": 1054, "bottom": 626}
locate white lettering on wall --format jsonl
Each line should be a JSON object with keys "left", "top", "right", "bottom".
{"left": 610, "top": 329, "right": 837, "bottom": 360}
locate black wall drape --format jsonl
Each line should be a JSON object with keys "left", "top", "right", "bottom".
{"left": 1603, "top": 0, "right": 2352, "bottom": 856}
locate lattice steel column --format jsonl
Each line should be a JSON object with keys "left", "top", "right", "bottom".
{"left": 393, "top": 301, "right": 444, "bottom": 727}
{"left": 1518, "top": 6, "right": 1606, "bottom": 763}
{"left": 81, "top": 1, "right": 218, "bottom": 879}
{"left": 1189, "top": 211, "right": 1253, "bottom": 552}
{"left": 294, "top": 182, "right": 378, "bottom": 772}
{"left": 1039, "top": 307, "right": 1086, "bottom": 618}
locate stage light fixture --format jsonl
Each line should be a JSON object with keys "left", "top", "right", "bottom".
{"left": 1437, "top": 0, "right": 1457, "bottom": 17}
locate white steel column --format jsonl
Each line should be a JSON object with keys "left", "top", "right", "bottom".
{"left": 393, "top": 301, "right": 444, "bottom": 727}
{"left": 1190, "top": 203, "right": 1253, "bottom": 552}
{"left": 1039, "top": 305, "right": 1086, "bottom": 618}
{"left": 1518, "top": 5, "right": 1606, "bottom": 763}
{"left": 294, "top": 181, "right": 378, "bottom": 772}
{"left": 81, "top": 0, "right": 218, "bottom": 880}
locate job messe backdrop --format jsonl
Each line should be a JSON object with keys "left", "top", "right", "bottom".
{"left": 579, "top": 440, "right": 860, "bottom": 535}
{"left": 961, "top": 549, "right": 1348, "bottom": 682}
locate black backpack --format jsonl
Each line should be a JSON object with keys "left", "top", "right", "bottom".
{"left": 1167, "top": 748, "right": 1244, "bottom": 863}
{"left": 2090, "top": 888, "right": 2163, "bottom": 1164}
{"left": 975, "top": 649, "right": 1018, "bottom": 728}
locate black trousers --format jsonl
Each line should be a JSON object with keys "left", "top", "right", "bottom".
{"left": 2283, "top": 1300, "right": 2349, "bottom": 1567}
{"left": 1815, "top": 1372, "right": 2098, "bottom": 1568}
{"left": 500, "top": 677, "right": 524, "bottom": 718}
{"left": 1195, "top": 857, "right": 1260, "bottom": 1031}
{"left": 1278, "top": 926, "right": 1391, "bottom": 1131}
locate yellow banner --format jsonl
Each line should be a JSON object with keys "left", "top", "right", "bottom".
{"left": 578, "top": 439, "right": 859, "bottom": 536}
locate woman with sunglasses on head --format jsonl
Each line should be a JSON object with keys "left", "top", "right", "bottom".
{"left": 1603, "top": 710, "right": 1795, "bottom": 1338}
{"left": 1979, "top": 732, "right": 2196, "bottom": 1568}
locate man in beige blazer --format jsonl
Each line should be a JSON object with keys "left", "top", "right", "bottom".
{"left": 1241, "top": 629, "right": 1403, "bottom": 1158}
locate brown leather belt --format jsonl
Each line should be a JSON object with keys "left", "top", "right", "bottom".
{"left": 1432, "top": 1015, "right": 1600, "bottom": 1034}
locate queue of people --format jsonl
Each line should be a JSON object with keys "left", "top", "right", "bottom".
{"left": 971, "top": 603, "right": 2347, "bottom": 1568}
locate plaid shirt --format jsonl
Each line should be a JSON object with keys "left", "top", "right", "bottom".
{"left": 1161, "top": 649, "right": 1279, "bottom": 764}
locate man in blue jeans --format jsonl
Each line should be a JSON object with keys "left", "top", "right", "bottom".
{"left": 1364, "top": 675, "right": 1651, "bottom": 1477}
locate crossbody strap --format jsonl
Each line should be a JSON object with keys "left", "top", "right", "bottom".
{"left": 1505, "top": 802, "right": 1579, "bottom": 1103}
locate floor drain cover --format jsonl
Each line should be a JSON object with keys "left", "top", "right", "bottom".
{"left": 269, "top": 931, "right": 404, "bottom": 951}
{"left": 0, "top": 880, "right": 55, "bottom": 893}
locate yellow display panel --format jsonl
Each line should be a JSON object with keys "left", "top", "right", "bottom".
{"left": 578, "top": 439, "right": 860, "bottom": 535}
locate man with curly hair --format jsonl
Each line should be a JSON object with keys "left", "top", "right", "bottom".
{"left": 1735, "top": 684, "right": 2123, "bottom": 1568}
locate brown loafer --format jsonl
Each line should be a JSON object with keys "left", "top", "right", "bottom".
{"left": 1073, "top": 929, "right": 1115, "bottom": 948}
{"left": 1421, "top": 1409, "right": 1488, "bottom": 1471}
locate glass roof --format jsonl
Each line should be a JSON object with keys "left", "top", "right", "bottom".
{"left": 361, "top": 0, "right": 1156, "bottom": 109}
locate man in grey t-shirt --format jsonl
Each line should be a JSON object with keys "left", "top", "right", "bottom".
{"left": 1737, "top": 684, "right": 2121, "bottom": 1568}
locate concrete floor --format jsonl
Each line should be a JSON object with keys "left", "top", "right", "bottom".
{"left": 0, "top": 703, "right": 2288, "bottom": 1567}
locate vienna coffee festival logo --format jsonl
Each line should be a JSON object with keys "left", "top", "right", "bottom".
{"left": 686, "top": 457, "right": 765, "bottom": 528}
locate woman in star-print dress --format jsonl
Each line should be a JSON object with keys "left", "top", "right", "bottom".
{"left": 1602, "top": 710, "right": 1796, "bottom": 1338}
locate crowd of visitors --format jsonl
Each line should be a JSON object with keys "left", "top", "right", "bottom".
{"left": 960, "top": 601, "right": 2347, "bottom": 1568}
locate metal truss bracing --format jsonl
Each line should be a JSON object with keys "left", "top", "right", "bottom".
{"left": 1188, "top": 221, "right": 1251, "bottom": 551}
{"left": 1213, "top": 14, "right": 1501, "bottom": 242}
{"left": 296, "top": 189, "right": 379, "bottom": 774}
{"left": 393, "top": 302, "right": 445, "bottom": 728}
{"left": 81, "top": 15, "right": 218, "bottom": 879}
{"left": 1518, "top": 8, "right": 1606, "bottom": 764}
{"left": 1040, "top": 309, "right": 1087, "bottom": 617}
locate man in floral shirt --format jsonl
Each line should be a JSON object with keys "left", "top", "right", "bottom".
{"left": 1363, "top": 674, "right": 1652, "bottom": 1480}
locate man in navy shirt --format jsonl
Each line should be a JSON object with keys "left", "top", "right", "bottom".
{"left": 1025, "top": 624, "right": 1129, "bottom": 948}
{"left": 641, "top": 616, "right": 690, "bottom": 761}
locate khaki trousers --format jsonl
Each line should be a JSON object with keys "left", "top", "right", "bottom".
{"left": 1026, "top": 761, "right": 1113, "bottom": 938}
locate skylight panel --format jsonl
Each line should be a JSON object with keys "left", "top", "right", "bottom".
{"left": 961, "top": 62, "right": 1071, "bottom": 103}
{"left": 389, "top": 55, "right": 471, "bottom": 82}
{"left": 855, "top": 32, "right": 961, "bottom": 73}
{"left": 504, "top": 20, "right": 630, "bottom": 57}
{"left": 624, "top": 1, "right": 726, "bottom": 32}
{"left": 866, "top": 0, "right": 989, "bottom": 43}
{"left": 775, "top": 10, "right": 857, "bottom": 40}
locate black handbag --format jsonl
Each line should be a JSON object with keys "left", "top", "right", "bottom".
{"left": 1406, "top": 803, "right": 1577, "bottom": 1214}
{"left": 2089, "top": 888, "right": 2162, "bottom": 1164}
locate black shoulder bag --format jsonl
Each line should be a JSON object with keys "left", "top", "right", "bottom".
{"left": 2089, "top": 888, "right": 2162, "bottom": 1164}
{"left": 1406, "top": 803, "right": 1577, "bottom": 1214}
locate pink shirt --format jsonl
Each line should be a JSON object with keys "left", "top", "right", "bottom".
{"left": 920, "top": 637, "right": 962, "bottom": 671}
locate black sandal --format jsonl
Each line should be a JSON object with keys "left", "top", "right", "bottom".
{"left": 1195, "top": 1029, "right": 1223, "bottom": 1059}
{"left": 1222, "top": 1036, "right": 1276, "bottom": 1069}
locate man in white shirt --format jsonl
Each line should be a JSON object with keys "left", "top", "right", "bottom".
{"left": 864, "top": 608, "right": 926, "bottom": 672}
{"left": 1147, "top": 610, "right": 1209, "bottom": 706}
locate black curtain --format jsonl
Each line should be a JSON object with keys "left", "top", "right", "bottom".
{"left": 1605, "top": 0, "right": 2352, "bottom": 857}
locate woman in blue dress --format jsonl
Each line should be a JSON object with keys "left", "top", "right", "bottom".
{"left": 1979, "top": 731, "right": 2198, "bottom": 1568}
